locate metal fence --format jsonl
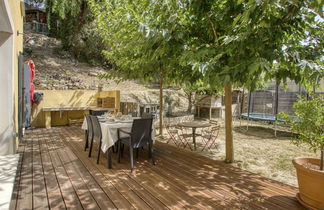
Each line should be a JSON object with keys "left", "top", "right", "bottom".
{"left": 24, "top": 22, "right": 49, "bottom": 34}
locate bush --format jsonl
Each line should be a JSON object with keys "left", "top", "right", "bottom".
{"left": 278, "top": 96, "right": 324, "bottom": 170}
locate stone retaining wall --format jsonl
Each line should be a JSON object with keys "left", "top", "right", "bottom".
{"left": 154, "top": 115, "right": 194, "bottom": 127}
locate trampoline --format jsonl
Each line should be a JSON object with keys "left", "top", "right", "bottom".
{"left": 239, "top": 80, "right": 308, "bottom": 136}
{"left": 240, "top": 113, "right": 284, "bottom": 122}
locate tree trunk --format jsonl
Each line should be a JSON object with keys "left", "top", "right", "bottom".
{"left": 187, "top": 92, "right": 192, "bottom": 114}
{"left": 225, "top": 85, "right": 234, "bottom": 163}
{"left": 321, "top": 149, "right": 323, "bottom": 171}
{"left": 159, "top": 71, "right": 164, "bottom": 136}
{"left": 71, "top": 1, "right": 88, "bottom": 57}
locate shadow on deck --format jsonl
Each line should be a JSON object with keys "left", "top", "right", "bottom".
{"left": 9, "top": 126, "right": 304, "bottom": 209}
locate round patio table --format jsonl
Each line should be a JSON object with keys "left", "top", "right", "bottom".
{"left": 177, "top": 121, "right": 211, "bottom": 150}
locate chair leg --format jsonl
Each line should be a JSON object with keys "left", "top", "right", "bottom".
{"left": 88, "top": 136, "right": 94, "bottom": 157}
{"left": 84, "top": 130, "right": 89, "bottom": 151}
{"left": 136, "top": 148, "right": 139, "bottom": 159}
{"left": 130, "top": 147, "right": 134, "bottom": 170}
{"left": 97, "top": 139, "right": 102, "bottom": 164}
{"left": 121, "top": 144, "right": 124, "bottom": 158}
{"left": 107, "top": 147, "right": 112, "bottom": 169}
{"left": 118, "top": 141, "right": 121, "bottom": 163}
{"left": 150, "top": 143, "right": 156, "bottom": 165}
{"left": 148, "top": 144, "right": 152, "bottom": 159}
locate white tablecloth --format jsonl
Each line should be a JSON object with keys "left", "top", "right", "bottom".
{"left": 82, "top": 118, "right": 155, "bottom": 153}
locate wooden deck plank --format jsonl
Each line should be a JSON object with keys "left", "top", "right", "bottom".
{"left": 62, "top": 133, "right": 152, "bottom": 210}
{"left": 8, "top": 138, "right": 26, "bottom": 210}
{"left": 32, "top": 133, "right": 49, "bottom": 210}
{"left": 71, "top": 126, "right": 303, "bottom": 210}
{"left": 67, "top": 128, "right": 260, "bottom": 209}
{"left": 69, "top": 142, "right": 171, "bottom": 210}
{"left": 62, "top": 128, "right": 183, "bottom": 210}
{"left": 56, "top": 140, "right": 117, "bottom": 209}
{"left": 155, "top": 142, "right": 303, "bottom": 209}
{"left": 12, "top": 126, "right": 304, "bottom": 210}
{"left": 44, "top": 130, "right": 83, "bottom": 210}
{"left": 50, "top": 133, "right": 105, "bottom": 210}
{"left": 15, "top": 135, "right": 33, "bottom": 210}
{"left": 38, "top": 132, "right": 66, "bottom": 210}
{"left": 58, "top": 129, "right": 134, "bottom": 210}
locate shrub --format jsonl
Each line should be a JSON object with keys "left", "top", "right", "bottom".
{"left": 278, "top": 96, "right": 324, "bottom": 170}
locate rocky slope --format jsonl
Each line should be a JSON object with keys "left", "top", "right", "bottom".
{"left": 24, "top": 32, "right": 189, "bottom": 113}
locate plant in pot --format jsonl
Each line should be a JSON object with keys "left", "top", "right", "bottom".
{"left": 278, "top": 96, "right": 324, "bottom": 209}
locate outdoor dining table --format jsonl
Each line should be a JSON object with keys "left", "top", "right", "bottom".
{"left": 81, "top": 116, "right": 155, "bottom": 167}
{"left": 177, "top": 121, "right": 211, "bottom": 150}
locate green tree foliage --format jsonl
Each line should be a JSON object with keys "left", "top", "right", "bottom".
{"left": 178, "top": 0, "right": 323, "bottom": 91}
{"left": 88, "top": 0, "right": 322, "bottom": 137}
{"left": 88, "top": 0, "right": 198, "bottom": 134}
{"left": 46, "top": 0, "right": 107, "bottom": 64}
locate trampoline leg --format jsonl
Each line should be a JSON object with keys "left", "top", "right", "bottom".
{"left": 274, "top": 121, "right": 277, "bottom": 137}
{"left": 246, "top": 119, "right": 249, "bottom": 131}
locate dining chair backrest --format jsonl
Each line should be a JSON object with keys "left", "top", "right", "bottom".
{"left": 131, "top": 118, "right": 153, "bottom": 148}
{"left": 85, "top": 115, "right": 93, "bottom": 138}
{"left": 90, "top": 115, "right": 102, "bottom": 142}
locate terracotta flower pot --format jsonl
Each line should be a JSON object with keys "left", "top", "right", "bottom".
{"left": 293, "top": 157, "right": 324, "bottom": 210}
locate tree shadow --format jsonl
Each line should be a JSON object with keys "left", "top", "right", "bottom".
{"left": 58, "top": 125, "right": 304, "bottom": 209}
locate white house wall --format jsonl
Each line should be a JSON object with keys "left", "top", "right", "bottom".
{"left": 0, "top": 0, "right": 15, "bottom": 155}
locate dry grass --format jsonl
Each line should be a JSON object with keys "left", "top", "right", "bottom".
{"left": 159, "top": 119, "right": 319, "bottom": 187}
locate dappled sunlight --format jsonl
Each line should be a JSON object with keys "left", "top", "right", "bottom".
{"left": 11, "top": 126, "right": 304, "bottom": 209}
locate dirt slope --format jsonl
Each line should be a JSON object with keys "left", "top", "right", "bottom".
{"left": 24, "top": 32, "right": 189, "bottom": 112}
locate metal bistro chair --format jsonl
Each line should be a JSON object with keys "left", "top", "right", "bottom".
{"left": 117, "top": 118, "right": 155, "bottom": 170}
{"left": 84, "top": 115, "right": 93, "bottom": 151}
{"left": 166, "top": 125, "right": 186, "bottom": 147}
{"left": 177, "top": 126, "right": 193, "bottom": 151}
{"left": 201, "top": 125, "right": 220, "bottom": 152}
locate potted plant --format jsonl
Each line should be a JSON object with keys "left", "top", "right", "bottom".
{"left": 278, "top": 96, "right": 324, "bottom": 209}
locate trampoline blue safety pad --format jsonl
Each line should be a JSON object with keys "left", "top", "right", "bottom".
{"left": 240, "top": 113, "right": 284, "bottom": 122}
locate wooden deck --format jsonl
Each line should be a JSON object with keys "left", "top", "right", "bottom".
{"left": 10, "top": 126, "right": 304, "bottom": 210}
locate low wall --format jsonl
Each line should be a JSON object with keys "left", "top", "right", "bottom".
{"left": 32, "top": 90, "right": 120, "bottom": 127}
{"left": 154, "top": 115, "right": 194, "bottom": 127}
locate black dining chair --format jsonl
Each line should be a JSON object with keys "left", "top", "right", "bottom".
{"left": 84, "top": 115, "right": 93, "bottom": 151}
{"left": 117, "top": 118, "right": 155, "bottom": 170}
{"left": 89, "top": 115, "right": 113, "bottom": 168}
{"left": 88, "top": 115, "right": 103, "bottom": 164}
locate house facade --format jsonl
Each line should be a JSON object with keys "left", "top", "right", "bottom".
{"left": 0, "top": 0, "right": 24, "bottom": 155}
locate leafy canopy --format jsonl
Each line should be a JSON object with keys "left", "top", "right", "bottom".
{"left": 178, "top": 0, "right": 323, "bottom": 90}
{"left": 88, "top": 0, "right": 323, "bottom": 91}
{"left": 88, "top": 0, "right": 197, "bottom": 84}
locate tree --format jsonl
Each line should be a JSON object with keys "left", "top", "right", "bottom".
{"left": 46, "top": 0, "right": 89, "bottom": 54}
{"left": 176, "top": 0, "right": 323, "bottom": 162}
{"left": 88, "top": 0, "right": 191, "bottom": 135}
{"left": 88, "top": 0, "right": 322, "bottom": 163}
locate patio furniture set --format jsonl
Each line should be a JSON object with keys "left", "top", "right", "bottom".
{"left": 166, "top": 120, "right": 220, "bottom": 152}
{"left": 82, "top": 112, "right": 155, "bottom": 170}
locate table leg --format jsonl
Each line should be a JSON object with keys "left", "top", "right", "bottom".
{"left": 44, "top": 111, "right": 51, "bottom": 129}
{"left": 193, "top": 127, "right": 196, "bottom": 150}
